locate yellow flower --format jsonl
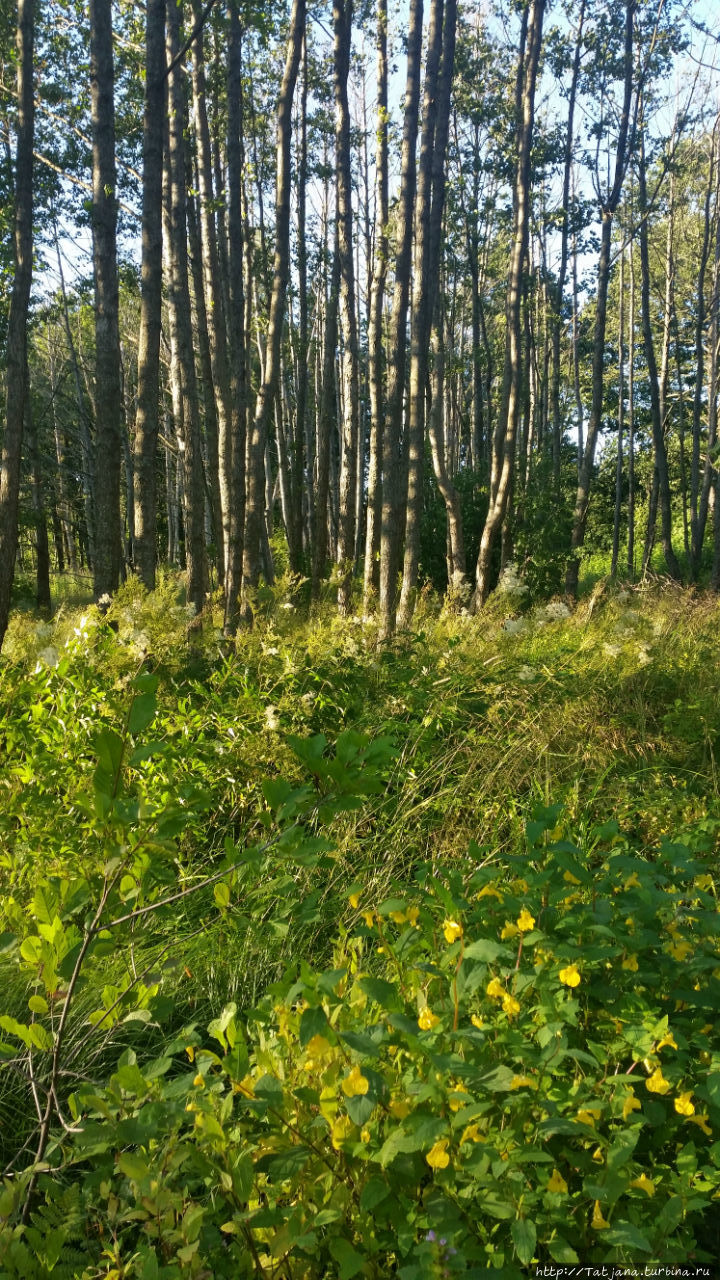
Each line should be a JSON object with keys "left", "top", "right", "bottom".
{"left": 501, "top": 921, "right": 519, "bottom": 940}
{"left": 185, "top": 1045, "right": 195, "bottom": 1062}
{"left": 502, "top": 993, "right": 520, "bottom": 1017}
{"left": 563, "top": 870, "right": 581, "bottom": 885}
{"left": 470, "top": 1014, "right": 484, "bottom": 1030}
{"left": 460, "top": 1123, "right": 484, "bottom": 1144}
{"left": 645, "top": 1068, "right": 670, "bottom": 1095}
{"left": 621, "top": 954, "right": 638, "bottom": 971}
{"left": 547, "top": 1169, "right": 568, "bottom": 1193}
{"left": 342, "top": 1065, "right": 369, "bottom": 1098}
{"left": 443, "top": 919, "right": 463, "bottom": 944}
{"left": 448, "top": 1091, "right": 471, "bottom": 1112}
{"left": 668, "top": 940, "right": 693, "bottom": 961}
{"left": 389, "top": 1098, "right": 410, "bottom": 1119}
{"left": 592, "top": 1146, "right": 604, "bottom": 1163}
{"left": 510, "top": 1075, "right": 537, "bottom": 1090}
{"left": 674, "top": 1092, "right": 695, "bottom": 1117}
{"left": 514, "top": 878, "right": 529, "bottom": 893}
{"left": 406, "top": 906, "right": 420, "bottom": 927}
{"left": 418, "top": 1006, "right": 440, "bottom": 1031}
{"left": 622, "top": 1090, "right": 641, "bottom": 1120}
{"left": 477, "top": 884, "right": 503, "bottom": 900}
{"left": 390, "top": 909, "right": 407, "bottom": 924}
{"left": 362, "top": 910, "right": 375, "bottom": 928}
{"left": 576, "top": 1108, "right": 600, "bottom": 1128}
{"left": 630, "top": 1173, "right": 655, "bottom": 1197}
{"left": 687, "top": 1112, "right": 712, "bottom": 1136}
{"left": 559, "top": 963, "right": 581, "bottom": 987}
{"left": 516, "top": 908, "right": 535, "bottom": 932}
{"left": 193, "top": 1073, "right": 205, "bottom": 1088}
{"left": 305, "top": 1034, "right": 333, "bottom": 1060}
{"left": 591, "top": 1200, "right": 610, "bottom": 1230}
{"left": 623, "top": 872, "right": 641, "bottom": 890}
{"left": 348, "top": 892, "right": 360, "bottom": 909}
{"left": 360, "top": 1126, "right": 371, "bottom": 1143}
{"left": 426, "top": 1139, "right": 450, "bottom": 1169}
{"left": 657, "top": 1031, "right": 678, "bottom": 1051}
{"left": 694, "top": 874, "right": 713, "bottom": 890}
{"left": 486, "top": 977, "right": 505, "bottom": 999}
{"left": 331, "top": 1114, "right": 354, "bottom": 1148}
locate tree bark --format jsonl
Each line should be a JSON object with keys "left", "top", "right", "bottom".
{"left": 90, "top": 0, "right": 123, "bottom": 601}
{"left": 0, "top": 0, "right": 35, "bottom": 652}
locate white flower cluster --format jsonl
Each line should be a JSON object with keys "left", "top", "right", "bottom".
{"left": 36, "top": 646, "right": 59, "bottom": 669}
{"left": 497, "top": 562, "right": 528, "bottom": 597}
{"left": 502, "top": 617, "right": 529, "bottom": 635}
{"left": 542, "top": 601, "right": 570, "bottom": 622}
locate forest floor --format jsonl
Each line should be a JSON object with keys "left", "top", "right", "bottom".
{"left": 1, "top": 576, "right": 720, "bottom": 1275}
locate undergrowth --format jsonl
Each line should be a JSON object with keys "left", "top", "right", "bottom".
{"left": 0, "top": 577, "right": 719, "bottom": 1275}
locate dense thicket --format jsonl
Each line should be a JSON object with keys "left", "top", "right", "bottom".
{"left": 1, "top": 0, "right": 720, "bottom": 647}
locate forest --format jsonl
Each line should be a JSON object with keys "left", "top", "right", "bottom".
{"left": 2, "top": 0, "right": 720, "bottom": 1274}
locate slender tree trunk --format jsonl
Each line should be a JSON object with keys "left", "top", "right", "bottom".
{"left": 398, "top": 0, "right": 457, "bottom": 628}
{"left": 363, "top": 0, "right": 389, "bottom": 610}
{"left": 223, "top": 0, "right": 248, "bottom": 632}
{"left": 166, "top": 0, "right": 207, "bottom": 612}
{"left": 694, "top": 123, "right": 720, "bottom": 576}
{"left": 89, "top": 0, "right": 122, "bottom": 601}
{"left": 25, "top": 387, "right": 51, "bottom": 614}
{"left": 690, "top": 120, "right": 719, "bottom": 570}
{"left": 428, "top": 314, "right": 465, "bottom": 586}
{"left": 637, "top": 126, "right": 681, "bottom": 582}
{"left": 472, "top": 0, "right": 545, "bottom": 609}
{"left": 565, "top": 0, "right": 636, "bottom": 598}
{"left": 244, "top": 0, "right": 305, "bottom": 597}
{"left": 132, "top": 0, "right": 165, "bottom": 590}
{"left": 0, "top": 0, "right": 34, "bottom": 652}
{"left": 611, "top": 240, "right": 625, "bottom": 578}
{"left": 333, "top": 0, "right": 361, "bottom": 614}
{"left": 377, "top": 0, "right": 424, "bottom": 639}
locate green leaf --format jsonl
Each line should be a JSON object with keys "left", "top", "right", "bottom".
{"left": 360, "top": 1177, "right": 389, "bottom": 1212}
{"left": 358, "top": 976, "right": 402, "bottom": 1012}
{"left": 328, "top": 1237, "right": 365, "bottom": 1279}
{"left": 214, "top": 882, "right": 231, "bottom": 909}
{"left": 511, "top": 1217, "right": 536, "bottom": 1265}
{"left": 28, "top": 995, "right": 48, "bottom": 1015}
{"left": 603, "top": 1222, "right": 653, "bottom": 1252}
{"left": 299, "top": 1005, "right": 330, "bottom": 1047}
{"left": 118, "top": 1152, "right": 150, "bottom": 1182}
{"left": 548, "top": 1238, "right": 579, "bottom": 1265}
{"left": 128, "top": 691, "right": 156, "bottom": 736}
{"left": 463, "top": 939, "right": 511, "bottom": 963}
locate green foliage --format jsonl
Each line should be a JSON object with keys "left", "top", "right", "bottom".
{"left": 1, "top": 581, "right": 720, "bottom": 1272}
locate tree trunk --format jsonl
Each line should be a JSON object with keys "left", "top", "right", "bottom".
{"left": 363, "top": 0, "right": 389, "bottom": 611}
{"left": 611, "top": 239, "right": 625, "bottom": 578}
{"left": 377, "top": 0, "right": 424, "bottom": 639}
{"left": 244, "top": 0, "right": 305, "bottom": 597}
{"left": 0, "top": 0, "right": 34, "bottom": 652}
{"left": 132, "top": 0, "right": 165, "bottom": 590}
{"left": 398, "top": 0, "right": 457, "bottom": 629}
{"left": 90, "top": 0, "right": 123, "bottom": 601}
{"left": 472, "top": 0, "right": 545, "bottom": 609}
{"left": 166, "top": 0, "right": 207, "bottom": 612}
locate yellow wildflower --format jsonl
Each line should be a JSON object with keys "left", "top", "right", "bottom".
{"left": 305, "top": 1034, "right": 333, "bottom": 1060}
{"left": 331, "top": 1114, "right": 354, "bottom": 1148}
{"left": 559, "top": 963, "right": 581, "bottom": 987}
{"left": 622, "top": 1090, "right": 641, "bottom": 1120}
{"left": 563, "top": 869, "right": 581, "bottom": 885}
{"left": 547, "top": 1169, "right": 568, "bottom": 1193}
{"left": 418, "top": 1006, "right": 439, "bottom": 1031}
{"left": 389, "top": 1099, "right": 410, "bottom": 1119}
{"left": 694, "top": 874, "right": 713, "bottom": 890}
{"left": 591, "top": 1200, "right": 610, "bottom": 1230}
{"left": 443, "top": 919, "right": 463, "bottom": 944}
{"left": 621, "top": 954, "right": 638, "bottom": 971}
{"left": 449, "top": 1092, "right": 471, "bottom": 1112}
{"left": 342, "top": 1064, "right": 369, "bottom": 1098}
{"left": 362, "top": 910, "right": 375, "bottom": 928}
{"left": 193, "top": 1073, "right": 205, "bottom": 1088}
{"left": 687, "top": 1112, "right": 712, "bottom": 1136}
{"left": 477, "top": 884, "right": 503, "bottom": 900}
{"left": 426, "top": 1139, "right": 450, "bottom": 1170}
{"left": 623, "top": 872, "right": 641, "bottom": 890}
{"left": 576, "top": 1109, "right": 600, "bottom": 1128}
{"left": 460, "top": 1123, "right": 484, "bottom": 1144}
{"left": 657, "top": 1031, "right": 678, "bottom": 1051}
{"left": 360, "top": 1126, "right": 371, "bottom": 1143}
{"left": 390, "top": 909, "right": 407, "bottom": 924}
{"left": 406, "top": 906, "right": 420, "bottom": 927}
{"left": 674, "top": 1092, "right": 695, "bottom": 1117}
{"left": 348, "top": 892, "right": 360, "bottom": 909}
{"left": 630, "top": 1173, "right": 655, "bottom": 1197}
{"left": 516, "top": 908, "right": 535, "bottom": 932}
{"left": 185, "top": 1045, "right": 195, "bottom": 1062}
{"left": 592, "top": 1146, "right": 604, "bottom": 1163}
{"left": 502, "top": 993, "right": 520, "bottom": 1017}
{"left": 510, "top": 1075, "right": 537, "bottom": 1090}
{"left": 668, "top": 940, "right": 693, "bottom": 961}
{"left": 501, "top": 921, "right": 519, "bottom": 940}
{"left": 514, "top": 878, "right": 529, "bottom": 893}
{"left": 470, "top": 1014, "right": 484, "bottom": 1030}
{"left": 486, "top": 977, "right": 505, "bottom": 999}
{"left": 645, "top": 1068, "right": 670, "bottom": 1095}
